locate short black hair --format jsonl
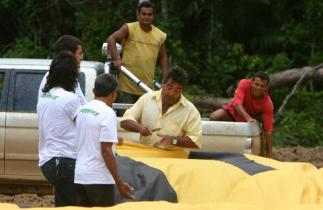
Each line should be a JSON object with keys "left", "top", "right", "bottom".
{"left": 54, "top": 35, "right": 83, "bottom": 55}
{"left": 137, "top": 1, "right": 155, "bottom": 15}
{"left": 93, "top": 74, "right": 118, "bottom": 97}
{"left": 43, "top": 51, "right": 78, "bottom": 93}
{"left": 164, "top": 67, "right": 189, "bottom": 86}
{"left": 253, "top": 71, "right": 270, "bottom": 84}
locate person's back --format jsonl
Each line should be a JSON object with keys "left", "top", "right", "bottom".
{"left": 75, "top": 100, "right": 117, "bottom": 184}
{"left": 38, "top": 87, "right": 79, "bottom": 166}
{"left": 74, "top": 74, "right": 133, "bottom": 207}
{"left": 37, "top": 51, "right": 81, "bottom": 206}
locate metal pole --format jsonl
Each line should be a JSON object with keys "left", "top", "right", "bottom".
{"left": 102, "top": 42, "right": 159, "bottom": 93}
{"left": 120, "top": 66, "right": 153, "bottom": 92}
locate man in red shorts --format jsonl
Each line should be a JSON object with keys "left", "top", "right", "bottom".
{"left": 209, "top": 72, "right": 274, "bottom": 158}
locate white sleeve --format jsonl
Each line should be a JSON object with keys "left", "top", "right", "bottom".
{"left": 99, "top": 110, "right": 118, "bottom": 143}
{"left": 73, "top": 105, "right": 83, "bottom": 121}
{"left": 75, "top": 82, "right": 87, "bottom": 105}
{"left": 63, "top": 96, "right": 82, "bottom": 121}
{"left": 38, "top": 72, "right": 48, "bottom": 99}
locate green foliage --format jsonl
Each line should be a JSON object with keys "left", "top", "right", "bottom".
{"left": 204, "top": 43, "right": 266, "bottom": 96}
{"left": 274, "top": 89, "right": 323, "bottom": 147}
{"left": 274, "top": 110, "right": 323, "bottom": 147}
{"left": 268, "top": 52, "right": 293, "bottom": 73}
{"left": 0, "top": 0, "right": 9, "bottom": 7}
{"left": 0, "top": 0, "right": 323, "bottom": 147}
{"left": 74, "top": 0, "right": 137, "bottom": 61}
{"left": 3, "top": 37, "right": 49, "bottom": 58}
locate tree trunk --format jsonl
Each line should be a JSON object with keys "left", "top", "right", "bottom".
{"left": 193, "top": 96, "right": 231, "bottom": 110}
{"left": 269, "top": 65, "right": 323, "bottom": 88}
{"left": 161, "top": 0, "right": 168, "bottom": 20}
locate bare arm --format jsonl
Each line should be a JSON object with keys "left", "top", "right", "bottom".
{"left": 264, "top": 132, "right": 273, "bottom": 158}
{"left": 158, "top": 43, "right": 168, "bottom": 82}
{"left": 101, "top": 142, "right": 134, "bottom": 200}
{"left": 107, "top": 25, "right": 129, "bottom": 69}
{"left": 120, "top": 119, "right": 152, "bottom": 136}
{"left": 234, "top": 104, "right": 256, "bottom": 122}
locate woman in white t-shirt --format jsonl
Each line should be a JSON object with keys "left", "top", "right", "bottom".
{"left": 37, "top": 51, "right": 81, "bottom": 207}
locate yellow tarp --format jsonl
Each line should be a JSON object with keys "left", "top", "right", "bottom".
{"left": 116, "top": 140, "right": 189, "bottom": 158}
{"left": 1, "top": 142, "right": 323, "bottom": 210}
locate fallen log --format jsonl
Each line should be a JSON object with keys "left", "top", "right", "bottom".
{"left": 193, "top": 96, "right": 231, "bottom": 110}
{"left": 269, "top": 65, "right": 323, "bottom": 88}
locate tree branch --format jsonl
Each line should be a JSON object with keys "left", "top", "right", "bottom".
{"left": 275, "top": 62, "right": 323, "bottom": 117}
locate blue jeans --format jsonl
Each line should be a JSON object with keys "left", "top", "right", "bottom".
{"left": 41, "top": 157, "right": 77, "bottom": 207}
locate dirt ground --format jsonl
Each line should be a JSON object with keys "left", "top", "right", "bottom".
{"left": 1, "top": 146, "right": 322, "bottom": 208}
{"left": 272, "top": 146, "right": 323, "bottom": 168}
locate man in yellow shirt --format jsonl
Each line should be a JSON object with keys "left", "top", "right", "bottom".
{"left": 121, "top": 68, "right": 202, "bottom": 149}
{"left": 107, "top": 1, "right": 168, "bottom": 105}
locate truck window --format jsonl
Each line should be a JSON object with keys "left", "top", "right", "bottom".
{"left": 0, "top": 72, "right": 6, "bottom": 111}
{"left": 12, "top": 71, "right": 46, "bottom": 112}
{"left": 10, "top": 71, "right": 86, "bottom": 113}
{"left": 78, "top": 72, "right": 85, "bottom": 95}
{"left": 0, "top": 73, "right": 4, "bottom": 98}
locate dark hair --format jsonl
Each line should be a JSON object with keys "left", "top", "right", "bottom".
{"left": 164, "top": 67, "right": 189, "bottom": 86}
{"left": 137, "top": 1, "right": 155, "bottom": 15}
{"left": 54, "top": 35, "right": 83, "bottom": 55}
{"left": 93, "top": 74, "right": 118, "bottom": 97}
{"left": 42, "top": 51, "right": 78, "bottom": 93}
{"left": 253, "top": 71, "right": 270, "bottom": 84}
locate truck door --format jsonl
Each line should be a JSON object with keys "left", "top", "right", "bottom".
{"left": 5, "top": 69, "right": 46, "bottom": 179}
{"left": 0, "top": 70, "right": 9, "bottom": 176}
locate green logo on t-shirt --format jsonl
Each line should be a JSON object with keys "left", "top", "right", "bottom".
{"left": 42, "top": 93, "right": 59, "bottom": 100}
{"left": 80, "top": 108, "right": 100, "bottom": 116}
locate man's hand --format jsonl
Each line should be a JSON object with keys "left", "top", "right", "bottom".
{"left": 157, "top": 134, "right": 173, "bottom": 145}
{"left": 113, "top": 58, "right": 122, "bottom": 70}
{"left": 139, "top": 125, "right": 152, "bottom": 136}
{"left": 117, "top": 181, "right": 135, "bottom": 200}
{"left": 247, "top": 117, "right": 257, "bottom": 122}
{"left": 234, "top": 105, "right": 256, "bottom": 122}
{"left": 117, "top": 137, "right": 123, "bottom": 145}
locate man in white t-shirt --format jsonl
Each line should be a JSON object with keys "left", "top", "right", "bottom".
{"left": 74, "top": 74, "right": 134, "bottom": 207}
{"left": 38, "top": 35, "right": 86, "bottom": 105}
{"left": 37, "top": 52, "right": 81, "bottom": 206}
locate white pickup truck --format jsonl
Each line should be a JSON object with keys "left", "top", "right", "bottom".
{"left": 0, "top": 58, "right": 260, "bottom": 185}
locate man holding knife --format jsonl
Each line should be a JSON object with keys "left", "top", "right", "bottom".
{"left": 120, "top": 68, "right": 202, "bottom": 149}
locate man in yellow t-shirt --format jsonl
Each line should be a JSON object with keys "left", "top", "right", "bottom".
{"left": 120, "top": 68, "right": 202, "bottom": 150}
{"left": 107, "top": 1, "right": 168, "bottom": 106}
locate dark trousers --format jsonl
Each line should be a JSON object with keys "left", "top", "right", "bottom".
{"left": 75, "top": 184, "right": 115, "bottom": 207}
{"left": 41, "top": 157, "right": 77, "bottom": 207}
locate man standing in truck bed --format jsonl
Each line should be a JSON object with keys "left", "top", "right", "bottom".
{"left": 107, "top": 1, "right": 168, "bottom": 105}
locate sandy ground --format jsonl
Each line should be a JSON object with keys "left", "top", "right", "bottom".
{"left": 273, "top": 146, "right": 323, "bottom": 168}
{"left": 1, "top": 146, "right": 322, "bottom": 208}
